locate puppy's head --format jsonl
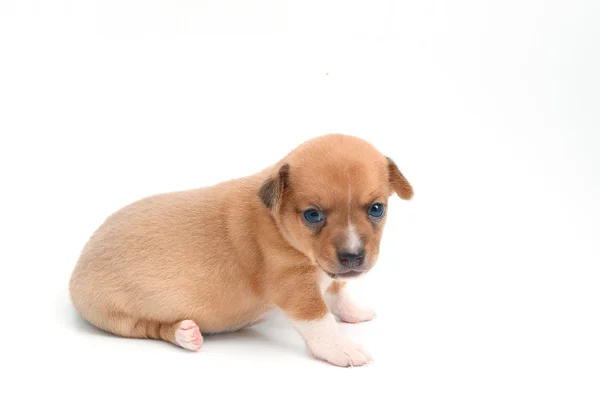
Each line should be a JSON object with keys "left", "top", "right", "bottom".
{"left": 259, "top": 134, "right": 413, "bottom": 279}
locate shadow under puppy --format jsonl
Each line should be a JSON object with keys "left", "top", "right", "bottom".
{"left": 69, "top": 133, "right": 413, "bottom": 367}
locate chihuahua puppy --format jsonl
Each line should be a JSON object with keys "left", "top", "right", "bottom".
{"left": 70, "top": 133, "right": 413, "bottom": 367}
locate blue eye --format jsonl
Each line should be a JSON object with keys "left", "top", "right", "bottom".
{"left": 303, "top": 209, "right": 324, "bottom": 223}
{"left": 368, "top": 203, "right": 385, "bottom": 218}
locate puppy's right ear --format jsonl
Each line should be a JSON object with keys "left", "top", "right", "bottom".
{"left": 258, "top": 163, "right": 290, "bottom": 211}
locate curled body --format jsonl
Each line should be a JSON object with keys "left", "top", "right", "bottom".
{"left": 69, "top": 133, "right": 413, "bottom": 366}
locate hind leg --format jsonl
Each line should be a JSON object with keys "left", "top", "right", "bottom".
{"left": 93, "top": 314, "right": 203, "bottom": 351}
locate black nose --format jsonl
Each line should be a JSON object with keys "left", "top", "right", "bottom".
{"left": 337, "top": 249, "right": 365, "bottom": 268}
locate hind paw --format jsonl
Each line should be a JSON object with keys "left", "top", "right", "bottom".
{"left": 175, "top": 320, "right": 203, "bottom": 351}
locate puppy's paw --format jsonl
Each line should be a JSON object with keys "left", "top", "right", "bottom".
{"left": 311, "top": 339, "right": 373, "bottom": 367}
{"left": 175, "top": 320, "right": 203, "bottom": 351}
{"left": 336, "top": 304, "right": 376, "bottom": 324}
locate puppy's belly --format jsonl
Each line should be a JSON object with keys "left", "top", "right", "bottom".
{"left": 143, "top": 286, "right": 271, "bottom": 334}
{"left": 73, "top": 262, "right": 270, "bottom": 334}
{"left": 72, "top": 245, "right": 270, "bottom": 334}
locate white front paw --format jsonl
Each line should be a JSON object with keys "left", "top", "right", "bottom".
{"left": 310, "top": 339, "right": 373, "bottom": 367}
{"left": 335, "top": 304, "right": 377, "bottom": 324}
{"left": 293, "top": 313, "right": 373, "bottom": 367}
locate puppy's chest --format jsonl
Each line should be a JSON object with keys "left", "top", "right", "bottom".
{"left": 319, "top": 274, "right": 334, "bottom": 294}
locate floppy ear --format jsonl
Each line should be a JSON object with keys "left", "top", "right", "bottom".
{"left": 258, "top": 163, "right": 290, "bottom": 211}
{"left": 387, "top": 157, "right": 413, "bottom": 200}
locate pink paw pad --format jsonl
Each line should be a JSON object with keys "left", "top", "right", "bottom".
{"left": 175, "top": 320, "right": 203, "bottom": 351}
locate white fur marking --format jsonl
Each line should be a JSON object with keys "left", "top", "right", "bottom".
{"left": 324, "top": 285, "right": 377, "bottom": 324}
{"left": 346, "top": 224, "right": 362, "bottom": 253}
{"left": 319, "top": 272, "right": 334, "bottom": 294}
{"left": 292, "top": 314, "right": 372, "bottom": 367}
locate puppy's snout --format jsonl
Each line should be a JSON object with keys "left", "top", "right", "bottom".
{"left": 337, "top": 249, "right": 365, "bottom": 268}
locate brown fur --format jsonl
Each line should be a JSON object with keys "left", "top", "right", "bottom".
{"left": 69, "top": 133, "right": 412, "bottom": 345}
{"left": 327, "top": 280, "right": 346, "bottom": 295}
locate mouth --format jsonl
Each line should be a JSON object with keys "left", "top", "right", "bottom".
{"left": 326, "top": 270, "right": 364, "bottom": 279}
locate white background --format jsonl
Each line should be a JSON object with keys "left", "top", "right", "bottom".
{"left": 1, "top": 1, "right": 599, "bottom": 399}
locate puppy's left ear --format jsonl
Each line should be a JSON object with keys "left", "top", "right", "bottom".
{"left": 387, "top": 157, "right": 413, "bottom": 200}
{"left": 258, "top": 163, "right": 290, "bottom": 212}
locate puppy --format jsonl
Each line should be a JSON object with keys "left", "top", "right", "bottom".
{"left": 69, "top": 133, "right": 413, "bottom": 367}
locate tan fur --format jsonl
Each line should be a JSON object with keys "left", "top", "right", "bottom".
{"left": 327, "top": 280, "right": 346, "bottom": 295}
{"left": 69, "top": 133, "right": 412, "bottom": 362}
